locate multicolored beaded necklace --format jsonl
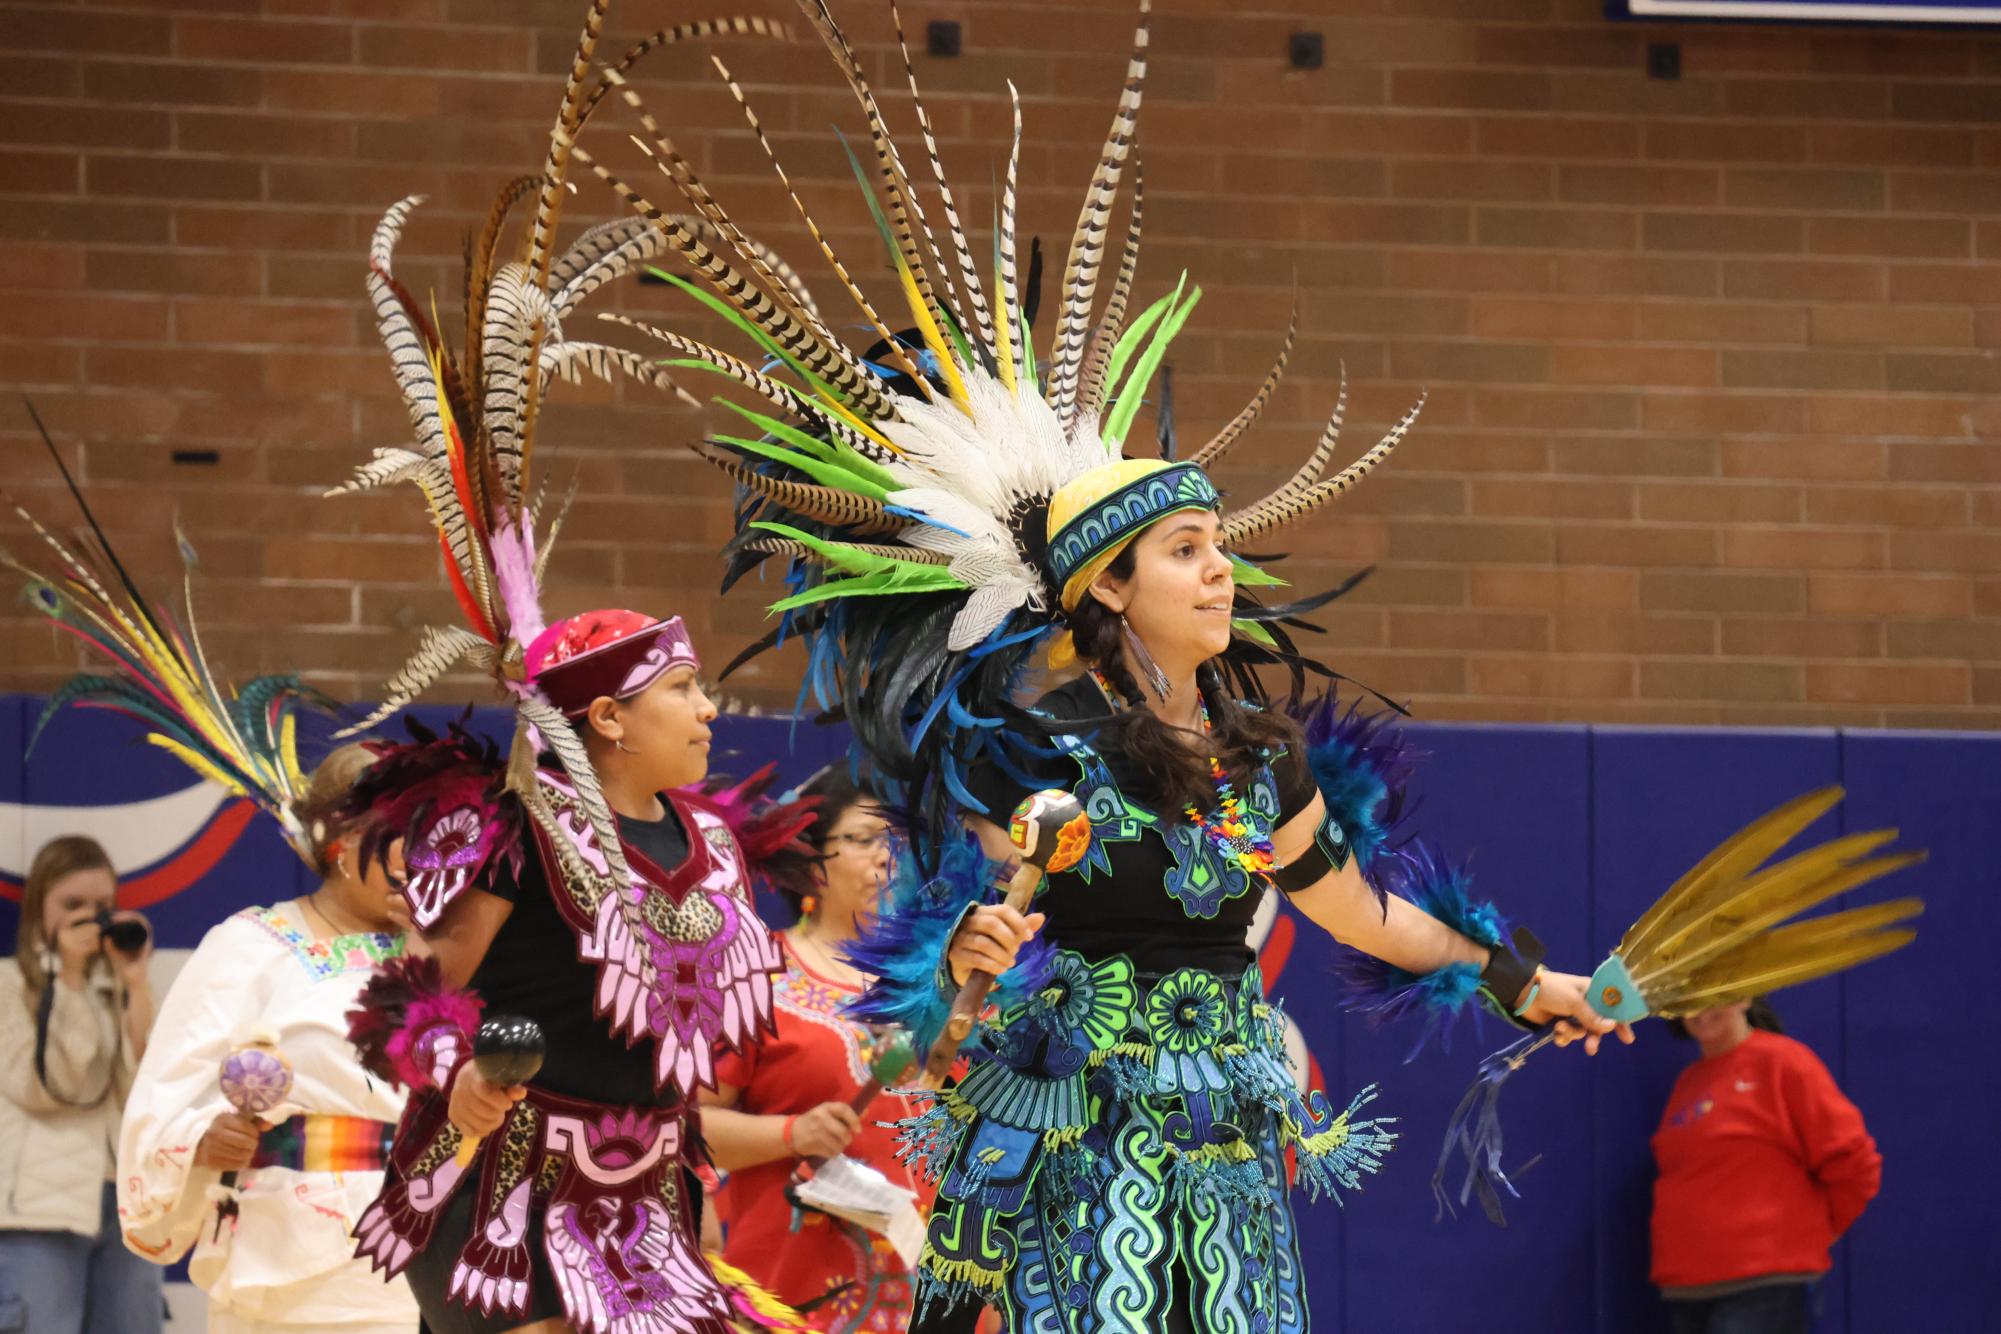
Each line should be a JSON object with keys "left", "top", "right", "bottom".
{"left": 1090, "top": 668, "right": 1278, "bottom": 881}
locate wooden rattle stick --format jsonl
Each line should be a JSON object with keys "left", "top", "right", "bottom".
{"left": 788, "top": 1035, "right": 916, "bottom": 1188}
{"left": 453, "top": 1015, "right": 546, "bottom": 1168}
{"left": 918, "top": 790, "right": 1092, "bottom": 1091}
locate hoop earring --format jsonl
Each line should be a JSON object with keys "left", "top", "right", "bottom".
{"left": 1120, "top": 615, "right": 1173, "bottom": 702}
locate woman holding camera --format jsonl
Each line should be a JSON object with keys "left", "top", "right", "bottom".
{"left": 0, "top": 834, "right": 162, "bottom": 1334}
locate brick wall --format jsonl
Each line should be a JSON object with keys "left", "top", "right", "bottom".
{"left": 4, "top": 0, "right": 2000, "bottom": 727}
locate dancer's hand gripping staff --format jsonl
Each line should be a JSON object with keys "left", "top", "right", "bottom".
{"left": 452, "top": 1015, "right": 546, "bottom": 1168}
{"left": 920, "top": 791, "right": 1092, "bottom": 1091}
{"left": 1438, "top": 785, "right": 1924, "bottom": 1224}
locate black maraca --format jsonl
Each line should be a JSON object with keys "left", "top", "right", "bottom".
{"left": 452, "top": 1015, "right": 545, "bottom": 1167}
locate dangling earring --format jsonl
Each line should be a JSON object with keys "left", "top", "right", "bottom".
{"left": 615, "top": 739, "right": 638, "bottom": 755}
{"left": 800, "top": 894, "right": 818, "bottom": 920}
{"left": 1121, "top": 615, "right": 1173, "bottom": 702}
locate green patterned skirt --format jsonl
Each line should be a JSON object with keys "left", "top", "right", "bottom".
{"left": 899, "top": 953, "right": 1395, "bottom": 1334}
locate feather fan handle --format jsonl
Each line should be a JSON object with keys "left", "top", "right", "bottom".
{"left": 1048, "top": 0, "right": 1150, "bottom": 426}
{"left": 1188, "top": 297, "right": 1297, "bottom": 468}
{"left": 709, "top": 53, "right": 924, "bottom": 391}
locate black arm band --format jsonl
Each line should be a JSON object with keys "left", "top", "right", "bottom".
{"left": 1272, "top": 815, "right": 1353, "bottom": 894}
{"left": 1477, "top": 926, "right": 1547, "bottom": 1028}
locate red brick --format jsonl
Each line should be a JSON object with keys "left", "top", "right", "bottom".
{"left": 1809, "top": 574, "right": 1971, "bottom": 619}
{"left": 1722, "top": 618, "right": 1885, "bottom": 660}
{"left": 1469, "top": 478, "right": 1633, "bottom": 520}
{"left": 1807, "top": 662, "right": 1968, "bottom": 706}
{"left": 1390, "top": 68, "right": 1552, "bottom": 113}
{"left": 0, "top": 199, "right": 170, "bottom": 245}
{"left": 0, "top": 148, "right": 81, "bottom": 195}
{"left": 86, "top": 248, "right": 260, "bottom": 296}
{"left": 1808, "top": 395, "right": 1973, "bottom": 438}
{"left": 174, "top": 16, "right": 352, "bottom": 64}
{"left": 1552, "top": 344, "right": 1717, "bottom": 388}
{"left": 1724, "top": 167, "right": 1885, "bottom": 213}
{"left": 1389, "top": 610, "right": 1550, "bottom": 653}
{"left": 1558, "top": 164, "right": 1718, "bottom": 208}
{"left": 1477, "top": 206, "right": 1635, "bottom": 251}
{"left": 1473, "top": 387, "right": 1639, "bottom": 431}
{"left": 1553, "top": 254, "right": 1719, "bottom": 298}
{"left": 1469, "top": 566, "right": 1637, "bottom": 611}
{"left": 0, "top": 100, "right": 170, "bottom": 150}
{"left": 175, "top": 299, "right": 355, "bottom": 347}
{"left": 1557, "top": 524, "right": 1718, "bottom": 568}
{"left": 1470, "top": 296, "right": 1634, "bottom": 341}
{"left": 1722, "top": 527, "right": 1886, "bottom": 571}
{"left": 1642, "top": 659, "right": 1801, "bottom": 703}
{"left": 1810, "top": 124, "right": 1973, "bottom": 169}
{"left": 1388, "top": 248, "right": 1553, "bottom": 293}
{"left": 1468, "top": 655, "right": 1634, "bottom": 700}
{"left": 82, "top": 60, "right": 261, "bottom": 108}
{"left": 1388, "top": 520, "right": 1555, "bottom": 565}
{"left": 8, "top": 8, "right": 173, "bottom": 56}
{"left": 1391, "top": 159, "right": 1553, "bottom": 203}
{"left": 1888, "top": 262, "right": 2001, "bottom": 305}
{"left": 1646, "top": 122, "right": 1808, "bottom": 164}
{"left": 176, "top": 111, "right": 354, "bottom": 158}
{"left": 1476, "top": 115, "right": 1638, "bottom": 160}
{"left": 1811, "top": 217, "right": 1971, "bottom": 260}
{"left": 1723, "top": 258, "right": 1885, "bottom": 302}
{"left": 0, "top": 56, "right": 80, "bottom": 100}
{"left": 1725, "top": 77, "right": 1889, "bottom": 122}
{"left": 1722, "top": 436, "right": 1886, "bottom": 481}
{"left": 87, "top": 153, "right": 261, "bottom": 201}
{"left": 1721, "top": 348, "right": 1885, "bottom": 392}
{"left": 35, "top": 294, "right": 171, "bottom": 342}
{"left": 1804, "top": 486, "right": 1966, "bottom": 528}
{"left": 1554, "top": 435, "right": 1719, "bottom": 477}
{"left": 1637, "top": 482, "right": 1801, "bottom": 524}
{"left": 1887, "top": 440, "right": 2001, "bottom": 483}
{"left": 1643, "top": 212, "right": 1804, "bottom": 256}
{"left": 1642, "top": 570, "right": 1804, "bottom": 613}
{"left": 1638, "top": 301, "right": 1808, "bottom": 346}
{"left": 0, "top": 240, "right": 84, "bottom": 290}
{"left": 1810, "top": 304, "right": 1972, "bottom": 349}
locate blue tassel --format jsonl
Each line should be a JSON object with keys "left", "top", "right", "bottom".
{"left": 1432, "top": 1028, "right": 1555, "bottom": 1226}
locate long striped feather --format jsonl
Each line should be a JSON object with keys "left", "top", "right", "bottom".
{"left": 1075, "top": 161, "right": 1145, "bottom": 427}
{"left": 1189, "top": 298, "right": 1298, "bottom": 468}
{"left": 1048, "top": 0, "right": 1150, "bottom": 426}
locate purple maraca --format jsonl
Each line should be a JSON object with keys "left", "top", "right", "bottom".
{"left": 220, "top": 1036, "right": 294, "bottom": 1118}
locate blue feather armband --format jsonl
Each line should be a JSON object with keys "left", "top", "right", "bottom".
{"left": 1289, "top": 694, "right": 1415, "bottom": 888}
{"left": 1335, "top": 842, "right": 1516, "bottom": 1058}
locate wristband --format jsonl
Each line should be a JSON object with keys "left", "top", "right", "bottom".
{"left": 781, "top": 1113, "right": 802, "bottom": 1155}
{"left": 1477, "top": 926, "right": 1547, "bottom": 1029}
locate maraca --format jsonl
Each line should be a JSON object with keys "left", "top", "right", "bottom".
{"left": 213, "top": 1035, "right": 293, "bottom": 1238}
{"left": 452, "top": 1015, "right": 545, "bottom": 1167}
{"left": 919, "top": 790, "right": 1091, "bottom": 1089}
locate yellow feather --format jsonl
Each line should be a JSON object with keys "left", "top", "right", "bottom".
{"left": 895, "top": 256, "right": 971, "bottom": 413}
{"left": 146, "top": 736, "right": 250, "bottom": 798}
{"left": 993, "top": 258, "right": 1018, "bottom": 393}
{"left": 1652, "top": 913, "right": 1921, "bottom": 1015}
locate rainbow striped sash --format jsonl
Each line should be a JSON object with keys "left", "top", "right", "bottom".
{"left": 251, "top": 1114, "right": 397, "bottom": 1173}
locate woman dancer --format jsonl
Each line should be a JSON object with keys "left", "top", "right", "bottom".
{"left": 704, "top": 773, "right": 925, "bottom": 1331}
{"left": 119, "top": 745, "right": 422, "bottom": 1334}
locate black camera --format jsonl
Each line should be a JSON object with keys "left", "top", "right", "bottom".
{"left": 94, "top": 908, "right": 151, "bottom": 956}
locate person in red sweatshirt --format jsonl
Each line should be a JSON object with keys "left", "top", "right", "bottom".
{"left": 1650, "top": 998, "right": 1882, "bottom": 1334}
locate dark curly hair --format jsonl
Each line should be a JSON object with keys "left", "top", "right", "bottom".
{"left": 759, "top": 770, "right": 881, "bottom": 919}
{"left": 1665, "top": 997, "right": 1784, "bottom": 1040}
{"left": 1064, "top": 541, "right": 1300, "bottom": 816}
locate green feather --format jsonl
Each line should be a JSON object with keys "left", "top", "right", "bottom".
{"left": 1103, "top": 278, "right": 1181, "bottom": 410}
{"left": 752, "top": 521, "right": 967, "bottom": 612}
{"left": 1229, "top": 554, "right": 1288, "bottom": 587}
{"left": 715, "top": 399, "right": 901, "bottom": 493}
{"left": 644, "top": 268, "right": 853, "bottom": 409}
{"left": 715, "top": 434, "right": 892, "bottom": 501}
{"left": 1231, "top": 617, "right": 1277, "bottom": 648}
{"left": 1104, "top": 281, "right": 1202, "bottom": 448}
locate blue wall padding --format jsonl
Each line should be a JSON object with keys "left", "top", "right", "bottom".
{"left": 2, "top": 697, "right": 1992, "bottom": 1332}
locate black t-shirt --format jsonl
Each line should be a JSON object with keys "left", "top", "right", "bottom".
{"left": 966, "top": 677, "right": 1319, "bottom": 976}
{"left": 471, "top": 805, "right": 690, "bottom": 1108}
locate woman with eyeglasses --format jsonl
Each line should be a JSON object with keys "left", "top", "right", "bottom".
{"left": 700, "top": 772, "right": 927, "bottom": 1333}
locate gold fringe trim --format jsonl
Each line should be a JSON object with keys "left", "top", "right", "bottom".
{"left": 1170, "top": 1138, "right": 1257, "bottom": 1167}
{"left": 920, "top": 1248, "right": 1008, "bottom": 1294}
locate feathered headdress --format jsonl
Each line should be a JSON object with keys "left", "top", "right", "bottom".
{"left": 332, "top": 5, "right": 798, "bottom": 958}
{"left": 568, "top": 0, "right": 1420, "bottom": 862}
{"left": 5, "top": 401, "right": 331, "bottom": 866}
